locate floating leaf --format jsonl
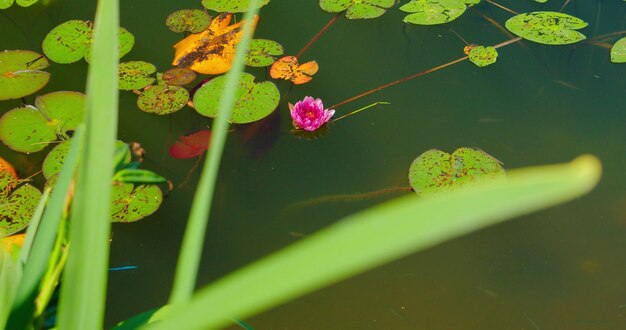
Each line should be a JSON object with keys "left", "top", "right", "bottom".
{"left": 118, "top": 61, "right": 156, "bottom": 90}
{"left": 42, "top": 20, "right": 134, "bottom": 64}
{"left": 193, "top": 72, "right": 279, "bottom": 124}
{"left": 169, "top": 130, "right": 211, "bottom": 159}
{"left": 137, "top": 84, "right": 189, "bottom": 115}
{"left": 0, "top": 0, "right": 13, "bottom": 9}
{"left": 0, "top": 50, "right": 50, "bottom": 101}
{"left": 0, "top": 91, "right": 85, "bottom": 153}
{"left": 269, "top": 56, "right": 318, "bottom": 84}
{"left": 469, "top": 46, "right": 498, "bottom": 67}
{"left": 246, "top": 39, "right": 283, "bottom": 67}
{"left": 0, "top": 184, "right": 41, "bottom": 238}
{"left": 43, "top": 140, "right": 128, "bottom": 180}
{"left": 0, "top": 157, "right": 18, "bottom": 197}
{"left": 111, "top": 183, "right": 163, "bottom": 223}
{"left": 610, "top": 37, "right": 626, "bottom": 63}
{"left": 112, "top": 169, "right": 167, "bottom": 184}
{"left": 172, "top": 13, "right": 259, "bottom": 74}
{"left": 0, "top": 0, "right": 39, "bottom": 9}
{"left": 166, "top": 9, "right": 211, "bottom": 33}
{"left": 319, "top": 0, "right": 395, "bottom": 19}
{"left": 400, "top": 0, "right": 468, "bottom": 25}
{"left": 534, "top": 0, "right": 548, "bottom": 3}
{"left": 408, "top": 148, "right": 505, "bottom": 196}
{"left": 505, "top": 11, "right": 587, "bottom": 45}
{"left": 201, "top": 0, "right": 270, "bottom": 13}
{"left": 162, "top": 68, "right": 196, "bottom": 86}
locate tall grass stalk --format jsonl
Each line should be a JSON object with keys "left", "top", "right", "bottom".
{"left": 168, "top": 0, "right": 262, "bottom": 305}
{"left": 57, "top": 0, "right": 119, "bottom": 327}
{"left": 148, "top": 156, "right": 600, "bottom": 330}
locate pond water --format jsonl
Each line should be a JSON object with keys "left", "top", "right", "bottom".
{"left": 2, "top": 0, "right": 626, "bottom": 328}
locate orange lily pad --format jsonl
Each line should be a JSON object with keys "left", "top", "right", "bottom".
{"left": 269, "top": 56, "right": 319, "bottom": 85}
{"left": 1, "top": 233, "right": 25, "bottom": 252}
{"left": 0, "top": 156, "right": 18, "bottom": 197}
{"left": 172, "top": 13, "right": 259, "bottom": 75}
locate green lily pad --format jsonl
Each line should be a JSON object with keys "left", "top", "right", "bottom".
{"left": 505, "top": 11, "right": 587, "bottom": 45}
{"left": 246, "top": 39, "right": 283, "bottom": 67}
{"left": 42, "top": 20, "right": 93, "bottom": 64}
{"left": 166, "top": 9, "right": 211, "bottom": 33}
{"left": 137, "top": 83, "right": 189, "bottom": 115}
{"left": 43, "top": 140, "right": 130, "bottom": 180}
{"left": 319, "top": 0, "right": 395, "bottom": 19}
{"left": 0, "top": 0, "right": 13, "bottom": 9}
{"left": 119, "top": 61, "right": 156, "bottom": 90}
{"left": 0, "top": 91, "right": 85, "bottom": 153}
{"left": 610, "top": 37, "right": 626, "bottom": 63}
{"left": 193, "top": 72, "right": 280, "bottom": 124}
{"left": 84, "top": 27, "right": 134, "bottom": 63}
{"left": 408, "top": 148, "right": 505, "bottom": 196}
{"left": 0, "top": 184, "right": 41, "bottom": 238}
{"left": 42, "top": 20, "right": 134, "bottom": 64}
{"left": 469, "top": 46, "right": 498, "bottom": 67}
{"left": 16, "top": 0, "right": 38, "bottom": 6}
{"left": 0, "top": 50, "right": 50, "bottom": 101}
{"left": 400, "top": 0, "right": 467, "bottom": 25}
{"left": 201, "top": 0, "right": 270, "bottom": 13}
{"left": 111, "top": 183, "right": 163, "bottom": 223}
{"left": 464, "top": 0, "right": 480, "bottom": 4}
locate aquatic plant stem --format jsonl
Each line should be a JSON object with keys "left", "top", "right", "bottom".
{"left": 296, "top": 13, "right": 341, "bottom": 59}
{"left": 330, "top": 37, "right": 521, "bottom": 110}
{"left": 484, "top": 0, "right": 519, "bottom": 15}
{"left": 332, "top": 102, "right": 390, "bottom": 122}
{"left": 559, "top": 0, "right": 572, "bottom": 13}
{"left": 168, "top": 1, "right": 262, "bottom": 305}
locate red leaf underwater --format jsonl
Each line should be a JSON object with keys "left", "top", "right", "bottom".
{"left": 169, "top": 130, "right": 211, "bottom": 159}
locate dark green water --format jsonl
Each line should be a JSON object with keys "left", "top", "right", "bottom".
{"left": 2, "top": 0, "right": 626, "bottom": 328}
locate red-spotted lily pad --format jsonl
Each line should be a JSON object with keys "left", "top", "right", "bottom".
{"left": 0, "top": 0, "right": 39, "bottom": 9}
{"left": 169, "top": 130, "right": 211, "bottom": 159}
{"left": 166, "top": 9, "right": 211, "bottom": 33}
{"left": 611, "top": 37, "right": 626, "bottom": 63}
{"left": 408, "top": 148, "right": 505, "bottom": 196}
{"left": 0, "top": 50, "right": 50, "bottom": 101}
{"left": 400, "top": 0, "right": 468, "bottom": 25}
{"left": 137, "top": 79, "right": 190, "bottom": 115}
{"left": 193, "top": 72, "right": 280, "bottom": 124}
{"left": 0, "top": 157, "right": 41, "bottom": 238}
{"left": 201, "top": 0, "right": 270, "bottom": 13}
{"left": 320, "top": 0, "right": 395, "bottom": 19}
{"left": 468, "top": 46, "right": 498, "bottom": 67}
{"left": 0, "top": 91, "right": 85, "bottom": 153}
{"left": 246, "top": 39, "right": 284, "bottom": 67}
{"left": 505, "top": 12, "right": 587, "bottom": 45}
{"left": 42, "top": 20, "right": 134, "bottom": 64}
{"left": 119, "top": 61, "right": 156, "bottom": 90}
{"left": 111, "top": 183, "right": 162, "bottom": 223}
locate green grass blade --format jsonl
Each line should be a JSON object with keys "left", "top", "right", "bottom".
{"left": 148, "top": 156, "right": 601, "bottom": 330}
{"left": 18, "top": 187, "right": 50, "bottom": 265}
{"left": 168, "top": 0, "right": 262, "bottom": 305}
{"left": 6, "top": 126, "right": 83, "bottom": 329}
{"left": 0, "top": 251, "right": 22, "bottom": 329}
{"left": 57, "top": 0, "right": 119, "bottom": 328}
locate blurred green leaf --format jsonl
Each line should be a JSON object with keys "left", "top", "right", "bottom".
{"left": 113, "top": 169, "right": 167, "bottom": 184}
{"left": 201, "top": 0, "right": 269, "bottom": 13}
{"left": 610, "top": 37, "right": 626, "bottom": 63}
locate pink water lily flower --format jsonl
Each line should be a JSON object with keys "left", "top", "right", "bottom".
{"left": 289, "top": 96, "right": 335, "bottom": 131}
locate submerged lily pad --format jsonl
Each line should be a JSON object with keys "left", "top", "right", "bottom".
{"left": 193, "top": 72, "right": 280, "bottom": 124}
{"left": 610, "top": 37, "right": 626, "bottom": 63}
{"left": 469, "top": 46, "right": 498, "bottom": 67}
{"left": 246, "top": 39, "right": 283, "bottom": 67}
{"left": 0, "top": 184, "right": 41, "bottom": 238}
{"left": 137, "top": 83, "right": 189, "bottom": 115}
{"left": 505, "top": 11, "right": 587, "bottom": 45}
{"left": 162, "top": 68, "right": 196, "bottom": 86}
{"left": 320, "top": 0, "right": 395, "bottom": 19}
{"left": 42, "top": 20, "right": 134, "bottom": 64}
{"left": 408, "top": 148, "right": 505, "bottom": 196}
{"left": 111, "top": 183, "right": 162, "bottom": 223}
{"left": 119, "top": 61, "right": 156, "bottom": 90}
{"left": 166, "top": 9, "right": 211, "bottom": 33}
{"left": 0, "top": 50, "right": 50, "bottom": 100}
{"left": 400, "top": 0, "right": 467, "bottom": 25}
{"left": 201, "top": 0, "right": 270, "bottom": 13}
{"left": 0, "top": 91, "right": 85, "bottom": 153}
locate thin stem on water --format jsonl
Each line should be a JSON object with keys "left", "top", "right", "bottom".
{"left": 484, "top": 0, "right": 519, "bottom": 15}
{"left": 329, "top": 37, "right": 522, "bottom": 110}
{"left": 559, "top": 0, "right": 571, "bottom": 13}
{"left": 296, "top": 13, "right": 341, "bottom": 59}
{"left": 332, "top": 102, "right": 390, "bottom": 122}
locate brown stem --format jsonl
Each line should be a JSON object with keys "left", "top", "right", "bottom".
{"left": 330, "top": 37, "right": 522, "bottom": 110}
{"left": 296, "top": 13, "right": 341, "bottom": 59}
{"left": 590, "top": 30, "right": 626, "bottom": 42}
{"left": 484, "top": 0, "right": 519, "bottom": 15}
{"left": 559, "top": 0, "right": 571, "bottom": 13}
{"left": 586, "top": 40, "right": 612, "bottom": 49}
